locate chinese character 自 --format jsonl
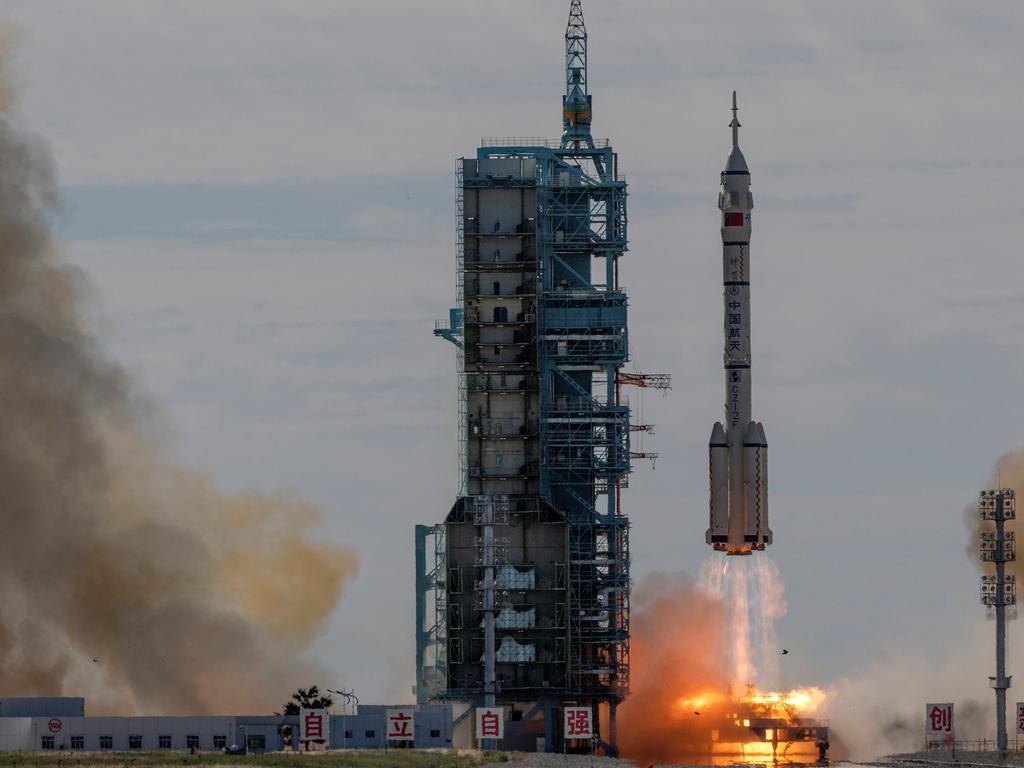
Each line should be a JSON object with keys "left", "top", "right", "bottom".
{"left": 480, "top": 712, "right": 500, "bottom": 738}
{"left": 304, "top": 713, "right": 322, "bottom": 739}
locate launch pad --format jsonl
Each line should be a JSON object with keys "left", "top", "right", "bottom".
{"left": 675, "top": 688, "right": 830, "bottom": 765}
{"left": 705, "top": 718, "right": 829, "bottom": 764}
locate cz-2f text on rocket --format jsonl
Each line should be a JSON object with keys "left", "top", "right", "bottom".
{"left": 706, "top": 92, "right": 772, "bottom": 556}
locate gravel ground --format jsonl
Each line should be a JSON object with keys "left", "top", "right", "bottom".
{"left": 482, "top": 754, "right": 636, "bottom": 768}
{"left": 870, "top": 750, "right": 1024, "bottom": 767}
{"left": 480, "top": 755, "right": 765, "bottom": 768}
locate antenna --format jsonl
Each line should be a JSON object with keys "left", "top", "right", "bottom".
{"left": 731, "top": 90, "right": 741, "bottom": 149}
{"left": 561, "top": 0, "right": 593, "bottom": 148}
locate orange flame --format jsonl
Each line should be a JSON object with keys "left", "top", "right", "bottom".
{"left": 677, "top": 685, "right": 827, "bottom": 718}
{"left": 668, "top": 685, "right": 828, "bottom": 765}
{"left": 617, "top": 574, "right": 829, "bottom": 766}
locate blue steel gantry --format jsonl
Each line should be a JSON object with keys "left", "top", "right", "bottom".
{"left": 418, "top": 1, "right": 666, "bottom": 755}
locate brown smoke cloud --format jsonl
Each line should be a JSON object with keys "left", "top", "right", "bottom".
{"left": 617, "top": 572, "right": 727, "bottom": 765}
{"left": 0, "top": 40, "right": 356, "bottom": 714}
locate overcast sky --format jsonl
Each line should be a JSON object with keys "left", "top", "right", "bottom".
{"left": 4, "top": 0, "right": 1024, "bottom": 724}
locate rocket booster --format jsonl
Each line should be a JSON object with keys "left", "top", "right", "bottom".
{"left": 706, "top": 92, "right": 772, "bottom": 556}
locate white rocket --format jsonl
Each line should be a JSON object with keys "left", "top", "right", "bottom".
{"left": 706, "top": 92, "right": 772, "bottom": 556}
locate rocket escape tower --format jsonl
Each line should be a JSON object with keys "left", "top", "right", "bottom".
{"left": 417, "top": 0, "right": 666, "bottom": 754}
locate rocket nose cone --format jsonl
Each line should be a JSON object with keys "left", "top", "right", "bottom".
{"left": 725, "top": 146, "right": 749, "bottom": 174}
{"left": 756, "top": 422, "right": 767, "bottom": 444}
{"left": 742, "top": 420, "right": 760, "bottom": 445}
{"left": 710, "top": 421, "right": 727, "bottom": 446}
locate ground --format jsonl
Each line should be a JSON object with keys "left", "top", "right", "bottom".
{"left": 0, "top": 751, "right": 492, "bottom": 768}
{"left": 481, "top": 754, "right": 633, "bottom": 768}
{"left": 873, "top": 750, "right": 1024, "bottom": 768}
{"left": 0, "top": 751, "right": 634, "bottom": 768}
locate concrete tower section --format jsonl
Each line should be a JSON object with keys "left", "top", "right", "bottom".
{"left": 417, "top": 0, "right": 653, "bottom": 756}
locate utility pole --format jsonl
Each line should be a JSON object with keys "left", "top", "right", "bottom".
{"left": 980, "top": 489, "right": 1016, "bottom": 753}
{"left": 475, "top": 496, "right": 508, "bottom": 751}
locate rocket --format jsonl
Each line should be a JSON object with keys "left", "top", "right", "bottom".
{"left": 706, "top": 92, "right": 772, "bottom": 555}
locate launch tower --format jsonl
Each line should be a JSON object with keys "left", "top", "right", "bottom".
{"left": 416, "top": 0, "right": 664, "bottom": 754}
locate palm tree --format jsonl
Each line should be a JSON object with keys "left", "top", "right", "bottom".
{"left": 282, "top": 685, "right": 334, "bottom": 715}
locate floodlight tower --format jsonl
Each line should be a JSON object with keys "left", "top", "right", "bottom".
{"left": 979, "top": 488, "right": 1016, "bottom": 752}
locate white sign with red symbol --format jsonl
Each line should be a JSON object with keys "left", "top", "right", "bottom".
{"left": 299, "top": 708, "right": 327, "bottom": 742}
{"left": 925, "top": 703, "right": 954, "bottom": 739}
{"left": 1016, "top": 702, "right": 1024, "bottom": 734}
{"left": 475, "top": 707, "right": 504, "bottom": 741}
{"left": 386, "top": 708, "right": 415, "bottom": 742}
{"left": 564, "top": 707, "right": 593, "bottom": 740}
{"left": 47, "top": 719, "right": 62, "bottom": 734}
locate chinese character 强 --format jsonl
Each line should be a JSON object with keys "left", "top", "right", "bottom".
{"left": 566, "top": 709, "right": 591, "bottom": 737}
{"left": 304, "top": 713, "right": 323, "bottom": 739}
{"left": 480, "top": 711, "right": 500, "bottom": 738}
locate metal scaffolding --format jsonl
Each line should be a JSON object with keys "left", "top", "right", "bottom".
{"left": 415, "top": 524, "right": 448, "bottom": 704}
{"left": 419, "top": 0, "right": 667, "bottom": 755}
{"left": 535, "top": 143, "right": 631, "bottom": 718}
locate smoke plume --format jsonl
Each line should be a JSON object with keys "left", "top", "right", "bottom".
{"left": 701, "top": 554, "right": 787, "bottom": 692}
{"left": 0, "top": 42, "right": 356, "bottom": 714}
{"left": 617, "top": 572, "right": 727, "bottom": 765}
{"left": 619, "top": 561, "right": 832, "bottom": 765}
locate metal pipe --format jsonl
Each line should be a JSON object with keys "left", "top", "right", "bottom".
{"left": 482, "top": 500, "right": 497, "bottom": 750}
{"left": 997, "top": 512, "right": 1008, "bottom": 752}
{"left": 609, "top": 702, "right": 618, "bottom": 757}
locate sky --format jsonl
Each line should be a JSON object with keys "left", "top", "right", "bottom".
{"left": 2, "top": 0, "right": 1024, "bottom": 728}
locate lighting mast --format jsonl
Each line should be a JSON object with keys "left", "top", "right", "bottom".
{"left": 561, "top": 0, "right": 593, "bottom": 149}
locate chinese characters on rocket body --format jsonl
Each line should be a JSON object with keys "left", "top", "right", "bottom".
{"left": 706, "top": 92, "right": 772, "bottom": 556}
